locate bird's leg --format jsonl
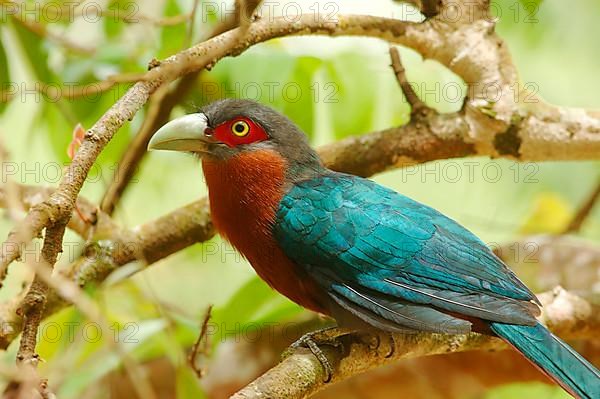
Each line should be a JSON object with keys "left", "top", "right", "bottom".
{"left": 284, "top": 326, "right": 351, "bottom": 383}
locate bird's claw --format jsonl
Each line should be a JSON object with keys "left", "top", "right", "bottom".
{"left": 361, "top": 331, "right": 395, "bottom": 358}
{"left": 384, "top": 332, "right": 396, "bottom": 358}
{"left": 284, "top": 327, "right": 346, "bottom": 383}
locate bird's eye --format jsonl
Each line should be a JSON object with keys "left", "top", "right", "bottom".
{"left": 231, "top": 120, "right": 250, "bottom": 137}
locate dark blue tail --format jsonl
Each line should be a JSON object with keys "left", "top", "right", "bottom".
{"left": 489, "top": 322, "right": 600, "bottom": 399}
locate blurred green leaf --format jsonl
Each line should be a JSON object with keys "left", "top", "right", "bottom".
{"left": 158, "top": 0, "right": 187, "bottom": 59}
{"left": 484, "top": 381, "right": 568, "bottom": 399}
{"left": 212, "top": 276, "right": 303, "bottom": 329}
{"left": 55, "top": 318, "right": 166, "bottom": 398}
{"left": 519, "top": 0, "right": 544, "bottom": 7}
{"left": 10, "top": 19, "right": 53, "bottom": 83}
{"left": 104, "top": 0, "right": 126, "bottom": 38}
{"left": 176, "top": 366, "right": 207, "bottom": 398}
{"left": 280, "top": 56, "right": 323, "bottom": 138}
{"left": 324, "top": 53, "right": 377, "bottom": 139}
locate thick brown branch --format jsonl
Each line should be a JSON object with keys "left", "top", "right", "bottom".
{"left": 319, "top": 114, "right": 472, "bottom": 177}
{"left": 232, "top": 288, "right": 599, "bottom": 399}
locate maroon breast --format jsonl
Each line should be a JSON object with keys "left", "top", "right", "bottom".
{"left": 202, "top": 150, "right": 328, "bottom": 314}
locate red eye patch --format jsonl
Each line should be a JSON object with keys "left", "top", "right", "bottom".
{"left": 212, "top": 116, "right": 269, "bottom": 148}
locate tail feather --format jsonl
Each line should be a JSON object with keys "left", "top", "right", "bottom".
{"left": 489, "top": 322, "right": 600, "bottom": 399}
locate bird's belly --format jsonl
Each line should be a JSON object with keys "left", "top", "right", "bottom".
{"left": 240, "top": 240, "right": 329, "bottom": 315}
{"left": 214, "top": 215, "right": 329, "bottom": 314}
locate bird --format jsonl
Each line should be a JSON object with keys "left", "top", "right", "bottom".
{"left": 148, "top": 98, "right": 600, "bottom": 398}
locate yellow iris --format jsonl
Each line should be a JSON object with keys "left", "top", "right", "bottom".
{"left": 231, "top": 120, "right": 250, "bottom": 137}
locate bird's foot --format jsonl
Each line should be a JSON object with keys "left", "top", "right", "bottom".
{"left": 284, "top": 326, "right": 349, "bottom": 383}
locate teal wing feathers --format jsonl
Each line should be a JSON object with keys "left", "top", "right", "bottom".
{"left": 274, "top": 173, "right": 540, "bottom": 333}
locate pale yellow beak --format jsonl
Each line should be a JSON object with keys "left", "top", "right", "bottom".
{"left": 148, "top": 113, "right": 211, "bottom": 152}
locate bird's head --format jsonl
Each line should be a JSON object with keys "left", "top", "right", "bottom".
{"left": 148, "top": 99, "right": 322, "bottom": 177}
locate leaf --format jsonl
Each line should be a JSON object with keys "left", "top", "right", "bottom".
{"left": 55, "top": 319, "right": 166, "bottom": 398}
{"left": 211, "top": 276, "right": 304, "bottom": 334}
{"left": 68, "top": 123, "right": 86, "bottom": 159}
{"left": 280, "top": 56, "right": 323, "bottom": 139}
{"left": 213, "top": 277, "right": 282, "bottom": 325}
{"left": 324, "top": 53, "right": 378, "bottom": 140}
{"left": 176, "top": 366, "right": 207, "bottom": 399}
{"left": 519, "top": 0, "right": 543, "bottom": 7}
{"left": 9, "top": 19, "right": 53, "bottom": 83}
{"left": 158, "top": 0, "right": 187, "bottom": 59}
{"left": 104, "top": 0, "right": 125, "bottom": 39}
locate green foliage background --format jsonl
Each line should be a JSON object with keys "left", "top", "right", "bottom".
{"left": 0, "top": 0, "right": 599, "bottom": 397}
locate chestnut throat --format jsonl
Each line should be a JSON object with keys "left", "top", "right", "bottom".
{"left": 201, "top": 150, "right": 287, "bottom": 245}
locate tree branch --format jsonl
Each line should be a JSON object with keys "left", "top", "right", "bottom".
{"left": 231, "top": 287, "right": 599, "bottom": 399}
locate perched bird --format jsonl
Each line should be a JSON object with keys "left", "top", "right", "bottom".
{"left": 149, "top": 99, "right": 599, "bottom": 398}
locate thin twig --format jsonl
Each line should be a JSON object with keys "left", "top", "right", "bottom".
{"left": 16, "top": 221, "right": 65, "bottom": 364}
{"left": 188, "top": 305, "right": 214, "bottom": 379}
{"left": 389, "top": 46, "right": 432, "bottom": 118}
{"left": 123, "top": 12, "right": 192, "bottom": 27}
{"left": 564, "top": 178, "right": 600, "bottom": 233}
{"left": 14, "top": 221, "right": 65, "bottom": 398}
